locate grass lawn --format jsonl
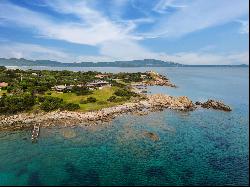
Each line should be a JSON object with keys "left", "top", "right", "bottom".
{"left": 48, "top": 86, "right": 126, "bottom": 112}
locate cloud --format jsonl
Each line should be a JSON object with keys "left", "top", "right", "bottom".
{"left": 0, "top": 0, "right": 149, "bottom": 60}
{"left": 152, "top": 0, "right": 249, "bottom": 38}
{"left": 0, "top": 42, "right": 125, "bottom": 63}
{"left": 99, "top": 40, "right": 156, "bottom": 60}
{"left": 0, "top": 42, "right": 69, "bottom": 61}
{"left": 0, "top": 1, "right": 134, "bottom": 46}
{"left": 0, "top": 0, "right": 248, "bottom": 65}
{"left": 164, "top": 51, "right": 249, "bottom": 65}
{"left": 0, "top": 42, "right": 248, "bottom": 65}
{"left": 153, "top": 0, "right": 188, "bottom": 14}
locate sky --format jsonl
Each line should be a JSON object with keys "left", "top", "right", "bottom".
{"left": 0, "top": 0, "right": 249, "bottom": 65}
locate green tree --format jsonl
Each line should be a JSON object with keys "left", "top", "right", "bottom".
{"left": 40, "top": 96, "right": 63, "bottom": 112}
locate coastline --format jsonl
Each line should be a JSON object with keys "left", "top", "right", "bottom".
{"left": 0, "top": 94, "right": 195, "bottom": 131}
{"left": 0, "top": 69, "right": 232, "bottom": 131}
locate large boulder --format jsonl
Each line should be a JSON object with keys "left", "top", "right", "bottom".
{"left": 199, "top": 99, "right": 232, "bottom": 112}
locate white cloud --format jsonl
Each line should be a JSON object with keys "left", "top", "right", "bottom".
{"left": 0, "top": 43, "right": 69, "bottom": 62}
{"left": 99, "top": 40, "right": 156, "bottom": 60}
{"left": 153, "top": 0, "right": 188, "bottom": 14}
{"left": 0, "top": 42, "right": 148, "bottom": 63}
{"left": 152, "top": 0, "right": 249, "bottom": 38}
{"left": 0, "top": 42, "right": 248, "bottom": 65}
{"left": 0, "top": 1, "right": 133, "bottom": 46}
{"left": 0, "top": 0, "right": 248, "bottom": 65}
{"left": 164, "top": 51, "right": 249, "bottom": 65}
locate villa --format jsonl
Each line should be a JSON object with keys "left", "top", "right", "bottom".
{"left": 95, "top": 74, "right": 109, "bottom": 79}
{"left": 87, "top": 81, "right": 111, "bottom": 89}
{"left": 52, "top": 85, "right": 73, "bottom": 92}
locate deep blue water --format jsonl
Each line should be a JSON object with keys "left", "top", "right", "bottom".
{"left": 0, "top": 67, "right": 249, "bottom": 186}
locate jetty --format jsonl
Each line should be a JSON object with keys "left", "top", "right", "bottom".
{"left": 31, "top": 124, "right": 40, "bottom": 142}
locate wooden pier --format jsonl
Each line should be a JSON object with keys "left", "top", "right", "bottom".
{"left": 31, "top": 124, "right": 40, "bottom": 142}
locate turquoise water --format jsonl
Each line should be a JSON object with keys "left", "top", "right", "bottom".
{"left": 0, "top": 67, "right": 249, "bottom": 186}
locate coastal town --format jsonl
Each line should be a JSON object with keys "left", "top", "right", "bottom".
{"left": 0, "top": 66, "right": 231, "bottom": 131}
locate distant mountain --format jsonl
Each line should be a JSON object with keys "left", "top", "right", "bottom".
{"left": 0, "top": 58, "right": 248, "bottom": 67}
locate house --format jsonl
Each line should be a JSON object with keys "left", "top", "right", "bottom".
{"left": 53, "top": 85, "right": 66, "bottom": 91}
{"left": 95, "top": 74, "right": 109, "bottom": 79}
{"left": 0, "top": 82, "right": 8, "bottom": 88}
{"left": 52, "top": 84, "right": 73, "bottom": 92}
{"left": 32, "top": 73, "right": 38, "bottom": 76}
{"left": 87, "top": 81, "right": 110, "bottom": 89}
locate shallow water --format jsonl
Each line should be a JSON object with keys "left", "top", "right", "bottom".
{"left": 0, "top": 67, "right": 249, "bottom": 186}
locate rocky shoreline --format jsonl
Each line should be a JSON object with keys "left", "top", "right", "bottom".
{"left": 0, "top": 94, "right": 195, "bottom": 131}
{"left": 0, "top": 94, "right": 232, "bottom": 131}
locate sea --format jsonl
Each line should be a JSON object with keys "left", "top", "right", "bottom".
{"left": 0, "top": 67, "right": 249, "bottom": 186}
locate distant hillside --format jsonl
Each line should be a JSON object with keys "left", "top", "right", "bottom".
{"left": 0, "top": 58, "right": 248, "bottom": 67}
{"left": 0, "top": 58, "right": 182, "bottom": 67}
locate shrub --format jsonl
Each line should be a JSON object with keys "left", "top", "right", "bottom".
{"left": 86, "top": 97, "right": 97, "bottom": 103}
{"left": 62, "top": 103, "right": 80, "bottom": 111}
{"left": 79, "top": 97, "right": 97, "bottom": 104}
{"left": 37, "top": 96, "right": 46, "bottom": 102}
{"left": 107, "top": 95, "right": 128, "bottom": 103}
{"left": 107, "top": 96, "right": 116, "bottom": 102}
{"left": 0, "top": 93, "right": 36, "bottom": 114}
{"left": 114, "top": 89, "right": 137, "bottom": 98}
{"left": 40, "top": 96, "right": 63, "bottom": 112}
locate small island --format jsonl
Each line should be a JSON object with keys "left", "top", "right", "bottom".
{"left": 0, "top": 66, "right": 231, "bottom": 131}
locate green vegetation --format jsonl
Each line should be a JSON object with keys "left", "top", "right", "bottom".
{"left": 0, "top": 93, "right": 36, "bottom": 114}
{"left": 71, "top": 86, "right": 93, "bottom": 95}
{"left": 49, "top": 86, "right": 126, "bottom": 111}
{"left": 0, "top": 68, "right": 153, "bottom": 114}
{"left": 62, "top": 103, "right": 80, "bottom": 111}
{"left": 0, "top": 94, "right": 80, "bottom": 114}
{"left": 39, "top": 96, "right": 64, "bottom": 112}
{"left": 114, "top": 89, "right": 138, "bottom": 98}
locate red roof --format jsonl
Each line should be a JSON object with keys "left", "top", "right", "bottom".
{"left": 0, "top": 82, "right": 8, "bottom": 87}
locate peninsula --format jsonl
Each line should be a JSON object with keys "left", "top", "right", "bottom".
{"left": 0, "top": 66, "right": 231, "bottom": 131}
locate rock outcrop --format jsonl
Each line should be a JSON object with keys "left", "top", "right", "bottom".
{"left": 196, "top": 99, "right": 232, "bottom": 112}
{"left": 146, "top": 94, "right": 196, "bottom": 111}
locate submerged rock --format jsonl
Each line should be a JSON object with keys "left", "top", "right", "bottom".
{"left": 199, "top": 99, "right": 232, "bottom": 112}
{"left": 61, "top": 128, "right": 76, "bottom": 139}
{"left": 143, "top": 131, "right": 160, "bottom": 142}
